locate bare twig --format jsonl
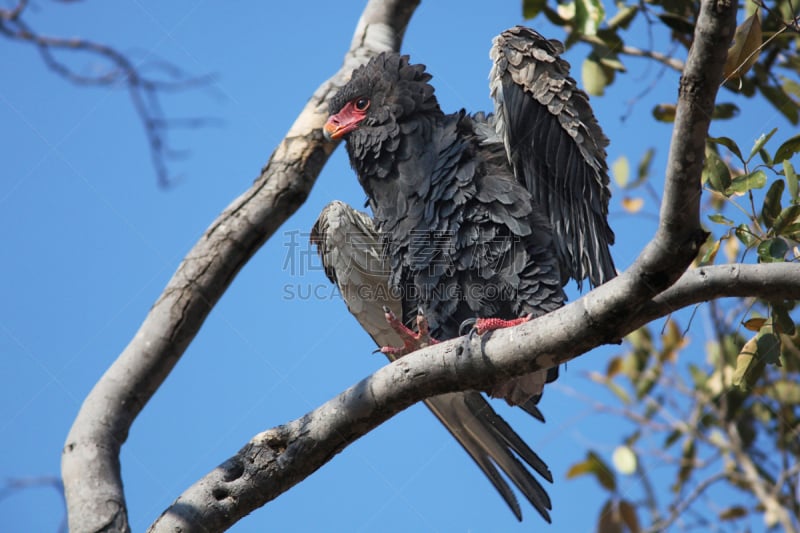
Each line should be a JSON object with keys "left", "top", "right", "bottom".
{"left": 0, "top": 476, "right": 66, "bottom": 533}
{"left": 0, "top": 8, "right": 213, "bottom": 186}
{"left": 644, "top": 472, "right": 728, "bottom": 533}
{"left": 727, "top": 420, "right": 800, "bottom": 532}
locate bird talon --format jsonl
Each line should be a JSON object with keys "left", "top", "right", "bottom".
{"left": 378, "top": 307, "right": 439, "bottom": 356}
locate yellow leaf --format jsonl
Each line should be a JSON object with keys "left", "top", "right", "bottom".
{"left": 732, "top": 335, "right": 759, "bottom": 387}
{"left": 606, "top": 356, "right": 623, "bottom": 378}
{"left": 613, "top": 156, "right": 630, "bottom": 187}
{"left": 723, "top": 12, "right": 762, "bottom": 81}
{"left": 724, "top": 234, "right": 740, "bottom": 262}
{"left": 612, "top": 446, "right": 638, "bottom": 475}
{"left": 622, "top": 196, "right": 644, "bottom": 213}
{"left": 557, "top": 2, "right": 576, "bottom": 21}
{"left": 743, "top": 317, "right": 767, "bottom": 331}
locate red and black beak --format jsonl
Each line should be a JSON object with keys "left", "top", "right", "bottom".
{"left": 323, "top": 100, "right": 369, "bottom": 140}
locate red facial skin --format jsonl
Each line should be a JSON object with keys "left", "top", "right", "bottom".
{"left": 323, "top": 98, "right": 369, "bottom": 140}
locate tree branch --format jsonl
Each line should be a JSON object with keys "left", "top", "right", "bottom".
{"left": 579, "top": 34, "right": 685, "bottom": 72}
{"left": 619, "top": 44, "right": 685, "bottom": 72}
{"left": 150, "top": 262, "right": 799, "bottom": 532}
{"left": 61, "top": 1, "right": 419, "bottom": 532}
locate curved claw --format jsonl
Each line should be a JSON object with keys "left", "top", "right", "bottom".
{"left": 459, "top": 317, "right": 477, "bottom": 336}
{"left": 378, "top": 306, "right": 440, "bottom": 356}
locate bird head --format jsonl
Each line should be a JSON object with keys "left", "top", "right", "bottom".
{"left": 323, "top": 52, "right": 441, "bottom": 141}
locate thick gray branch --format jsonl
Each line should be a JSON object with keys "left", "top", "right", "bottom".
{"left": 61, "top": 1, "right": 419, "bottom": 532}
{"left": 152, "top": 262, "right": 800, "bottom": 531}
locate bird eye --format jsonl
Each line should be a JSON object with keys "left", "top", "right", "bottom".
{"left": 354, "top": 97, "right": 370, "bottom": 111}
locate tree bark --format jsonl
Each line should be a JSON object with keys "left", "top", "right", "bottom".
{"left": 61, "top": 2, "right": 419, "bottom": 532}
{"left": 149, "top": 261, "right": 800, "bottom": 532}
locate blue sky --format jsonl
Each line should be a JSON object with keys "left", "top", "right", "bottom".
{"left": 1, "top": 1, "right": 794, "bottom": 532}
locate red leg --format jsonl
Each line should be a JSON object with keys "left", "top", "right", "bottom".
{"left": 473, "top": 314, "right": 533, "bottom": 336}
{"left": 380, "top": 306, "right": 439, "bottom": 357}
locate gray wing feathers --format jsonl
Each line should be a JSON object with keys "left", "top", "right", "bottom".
{"left": 311, "top": 201, "right": 553, "bottom": 522}
{"left": 490, "top": 26, "right": 615, "bottom": 289}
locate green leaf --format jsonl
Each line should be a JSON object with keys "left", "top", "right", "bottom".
{"left": 687, "top": 364, "right": 708, "bottom": 390}
{"left": 608, "top": 4, "right": 638, "bottom": 29}
{"left": 734, "top": 224, "right": 758, "bottom": 247}
{"left": 566, "top": 451, "right": 617, "bottom": 491}
{"left": 723, "top": 12, "right": 762, "bottom": 82}
{"left": 761, "top": 179, "right": 784, "bottom": 229}
{"left": 612, "top": 156, "right": 630, "bottom": 187}
{"left": 708, "top": 213, "right": 734, "bottom": 225}
{"left": 725, "top": 169, "right": 766, "bottom": 195}
{"left": 575, "top": 0, "right": 605, "bottom": 36}
{"left": 599, "top": 54, "right": 626, "bottom": 72}
{"left": 756, "top": 332, "right": 781, "bottom": 364}
{"left": 698, "top": 239, "right": 720, "bottom": 266}
{"left": 760, "top": 83, "right": 799, "bottom": 125}
{"left": 635, "top": 148, "right": 655, "bottom": 186}
{"left": 708, "top": 136, "right": 744, "bottom": 163}
{"left": 582, "top": 54, "right": 611, "bottom": 96}
{"left": 748, "top": 128, "right": 777, "bottom": 163}
{"left": 593, "top": 28, "right": 624, "bottom": 51}
{"left": 783, "top": 75, "right": 800, "bottom": 99}
{"left": 772, "top": 304, "right": 796, "bottom": 335}
{"left": 758, "top": 147, "right": 773, "bottom": 166}
{"left": 712, "top": 103, "right": 740, "bottom": 120}
{"left": 522, "top": 0, "right": 548, "bottom": 18}
{"left": 674, "top": 438, "right": 696, "bottom": 491}
{"left": 733, "top": 336, "right": 759, "bottom": 388}
{"left": 703, "top": 146, "right": 732, "bottom": 192}
{"left": 652, "top": 104, "right": 676, "bottom": 122}
{"left": 607, "top": 380, "right": 632, "bottom": 404}
{"left": 757, "top": 237, "right": 788, "bottom": 262}
{"left": 784, "top": 160, "right": 798, "bottom": 201}
{"left": 783, "top": 222, "right": 800, "bottom": 240}
{"left": 663, "top": 429, "right": 682, "bottom": 449}
{"left": 772, "top": 204, "right": 800, "bottom": 234}
{"left": 774, "top": 133, "right": 800, "bottom": 163}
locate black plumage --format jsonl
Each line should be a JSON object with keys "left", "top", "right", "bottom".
{"left": 318, "top": 26, "right": 615, "bottom": 522}
{"left": 312, "top": 201, "right": 554, "bottom": 522}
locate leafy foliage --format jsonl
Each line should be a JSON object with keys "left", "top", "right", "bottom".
{"left": 523, "top": 0, "right": 800, "bottom": 530}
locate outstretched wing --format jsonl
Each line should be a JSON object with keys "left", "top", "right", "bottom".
{"left": 311, "top": 200, "right": 553, "bottom": 522}
{"left": 490, "top": 26, "right": 615, "bottom": 289}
